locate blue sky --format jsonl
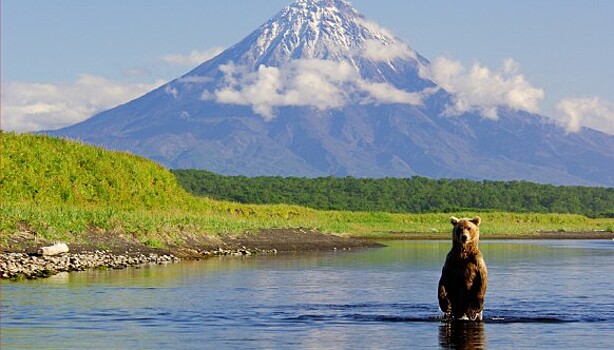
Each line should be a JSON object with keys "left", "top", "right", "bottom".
{"left": 2, "top": 0, "right": 613, "bottom": 134}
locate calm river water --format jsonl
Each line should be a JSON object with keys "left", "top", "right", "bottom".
{"left": 2, "top": 240, "right": 613, "bottom": 349}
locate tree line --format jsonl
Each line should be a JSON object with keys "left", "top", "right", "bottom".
{"left": 171, "top": 170, "right": 614, "bottom": 218}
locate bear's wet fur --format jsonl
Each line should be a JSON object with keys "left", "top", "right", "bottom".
{"left": 438, "top": 216, "right": 488, "bottom": 321}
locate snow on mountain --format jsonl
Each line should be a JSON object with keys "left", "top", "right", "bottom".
{"left": 237, "top": 0, "right": 416, "bottom": 66}
{"left": 46, "top": 0, "right": 614, "bottom": 186}
{"left": 164, "top": 0, "right": 435, "bottom": 120}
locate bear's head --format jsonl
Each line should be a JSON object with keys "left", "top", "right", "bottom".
{"left": 450, "top": 216, "right": 482, "bottom": 247}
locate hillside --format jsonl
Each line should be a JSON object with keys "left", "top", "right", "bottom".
{"left": 0, "top": 132, "right": 318, "bottom": 243}
{"left": 1, "top": 131, "right": 189, "bottom": 208}
{"left": 1, "top": 132, "right": 612, "bottom": 247}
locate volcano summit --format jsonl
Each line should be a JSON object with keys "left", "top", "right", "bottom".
{"left": 48, "top": 0, "right": 614, "bottom": 186}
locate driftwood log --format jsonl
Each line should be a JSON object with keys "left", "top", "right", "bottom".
{"left": 38, "top": 243, "right": 69, "bottom": 256}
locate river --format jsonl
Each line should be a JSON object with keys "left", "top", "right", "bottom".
{"left": 2, "top": 240, "right": 613, "bottom": 349}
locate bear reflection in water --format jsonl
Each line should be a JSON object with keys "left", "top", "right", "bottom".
{"left": 439, "top": 321, "right": 486, "bottom": 350}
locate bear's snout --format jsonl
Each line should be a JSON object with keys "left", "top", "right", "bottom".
{"left": 461, "top": 233, "right": 469, "bottom": 243}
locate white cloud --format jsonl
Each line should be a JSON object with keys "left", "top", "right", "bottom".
{"left": 177, "top": 76, "right": 213, "bottom": 84}
{"left": 419, "top": 57, "right": 545, "bottom": 119}
{"left": 206, "top": 59, "right": 426, "bottom": 120}
{"left": 362, "top": 39, "right": 416, "bottom": 62}
{"left": 162, "top": 47, "right": 224, "bottom": 67}
{"left": 354, "top": 18, "right": 417, "bottom": 62}
{"left": 356, "top": 18, "right": 397, "bottom": 40}
{"left": 356, "top": 80, "right": 424, "bottom": 105}
{"left": 164, "top": 85, "right": 179, "bottom": 99}
{"left": 555, "top": 97, "right": 614, "bottom": 135}
{"left": 1, "top": 75, "right": 164, "bottom": 132}
{"left": 502, "top": 57, "right": 520, "bottom": 75}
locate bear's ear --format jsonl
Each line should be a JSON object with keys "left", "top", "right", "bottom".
{"left": 450, "top": 216, "right": 460, "bottom": 225}
{"left": 470, "top": 216, "right": 482, "bottom": 226}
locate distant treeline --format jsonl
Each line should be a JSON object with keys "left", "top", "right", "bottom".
{"left": 171, "top": 170, "right": 614, "bottom": 218}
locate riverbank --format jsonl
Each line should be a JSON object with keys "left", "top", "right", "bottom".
{"left": 1, "top": 228, "right": 382, "bottom": 280}
{"left": 4, "top": 228, "right": 614, "bottom": 280}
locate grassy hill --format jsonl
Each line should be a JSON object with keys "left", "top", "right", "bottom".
{"left": 1, "top": 131, "right": 612, "bottom": 247}
{"left": 1, "top": 132, "right": 322, "bottom": 243}
{"left": 2, "top": 132, "right": 189, "bottom": 208}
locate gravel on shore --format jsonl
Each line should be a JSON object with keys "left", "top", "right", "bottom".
{"left": 1, "top": 251, "right": 179, "bottom": 280}
{"left": 0, "top": 246, "right": 285, "bottom": 280}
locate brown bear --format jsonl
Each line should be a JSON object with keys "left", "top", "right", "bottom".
{"left": 438, "top": 216, "right": 488, "bottom": 321}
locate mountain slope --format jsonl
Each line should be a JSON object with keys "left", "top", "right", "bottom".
{"left": 47, "top": 0, "right": 614, "bottom": 186}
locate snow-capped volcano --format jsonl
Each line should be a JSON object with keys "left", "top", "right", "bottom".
{"left": 47, "top": 0, "right": 614, "bottom": 186}
{"left": 180, "top": 0, "right": 432, "bottom": 119}
{"left": 231, "top": 0, "right": 420, "bottom": 67}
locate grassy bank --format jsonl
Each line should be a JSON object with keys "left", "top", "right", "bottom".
{"left": 4, "top": 202, "right": 612, "bottom": 245}
{"left": 2, "top": 132, "right": 612, "bottom": 248}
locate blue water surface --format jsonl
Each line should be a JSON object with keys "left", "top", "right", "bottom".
{"left": 2, "top": 240, "right": 613, "bottom": 349}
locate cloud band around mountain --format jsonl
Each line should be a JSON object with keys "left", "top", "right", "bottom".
{"left": 3, "top": 52, "right": 612, "bottom": 136}
{"left": 204, "top": 59, "right": 426, "bottom": 120}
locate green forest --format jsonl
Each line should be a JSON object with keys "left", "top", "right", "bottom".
{"left": 172, "top": 170, "right": 614, "bottom": 218}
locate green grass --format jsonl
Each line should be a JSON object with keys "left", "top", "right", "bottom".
{"left": 1, "top": 132, "right": 189, "bottom": 209}
{"left": 1, "top": 131, "right": 612, "bottom": 246}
